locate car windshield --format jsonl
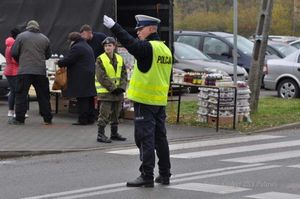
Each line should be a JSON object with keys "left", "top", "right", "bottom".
{"left": 269, "top": 43, "right": 298, "bottom": 57}
{"left": 174, "top": 42, "right": 210, "bottom": 60}
{"left": 225, "top": 35, "right": 254, "bottom": 55}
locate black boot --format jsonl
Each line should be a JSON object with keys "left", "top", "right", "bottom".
{"left": 126, "top": 176, "right": 154, "bottom": 187}
{"left": 110, "top": 125, "right": 126, "bottom": 141}
{"left": 97, "top": 126, "right": 112, "bottom": 143}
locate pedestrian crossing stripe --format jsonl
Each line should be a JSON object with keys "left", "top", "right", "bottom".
{"left": 222, "top": 149, "right": 300, "bottom": 163}
{"left": 287, "top": 164, "right": 300, "bottom": 168}
{"left": 106, "top": 135, "right": 283, "bottom": 155}
{"left": 246, "top": 192, "right": 300, "bottom": 199}
{"left": 168, "top": 183, "right": 249, "bottom": 194}
{"left": 170, "top": 139, "right": 300, "bottom": 159}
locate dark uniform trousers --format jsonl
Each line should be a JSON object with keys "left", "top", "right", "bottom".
{"left": 97, "top": 100, "right": 122, "bottom": 127}
{"left": 15, "top": 74, "right": 52, "bottom": 122}
{"left": 133, "top": 102, "right": 171, "bottom": 180}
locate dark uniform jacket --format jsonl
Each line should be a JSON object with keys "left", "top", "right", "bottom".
{"left": 57, "top": 38, "right": 96, "bottom": 98}
{"left": 95, "top": 53, "right": 127, "bottom": 101}
{"left": 110, "top": 23, "right": 160, "bottom": 73}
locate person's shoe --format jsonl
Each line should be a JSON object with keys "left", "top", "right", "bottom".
{"left": 7, "top": 110, "right": 14, "bottom": 117}
{"left": 44, "top": 120, "right": 52, "bottom": 125}
{"left": 25, "top": 113, "right": 29, "bottom": 118}
{"left": 126, "top": 176, "right": 154, "bottom": 187}
{"left": 97, "top": 134, "right": 112, "bottom": 143}
{"left": 155, "top": 175, "right": 170, "bottom": 185}
{"left": 8, "top": 118, "right": 24, "bottom": 125}
{"left": 110, "top": 133, "right": 127, "bottom": 141}
{"left": 72, "top": 122, "right": 88, "bottom": 126}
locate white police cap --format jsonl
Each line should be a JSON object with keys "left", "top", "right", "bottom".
{"left": 135, "top": 15, "right": 161, "bottom": 30}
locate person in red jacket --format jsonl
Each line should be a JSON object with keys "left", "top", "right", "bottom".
{"left": 4, "top": 28, "right": 20, "bottom": 117}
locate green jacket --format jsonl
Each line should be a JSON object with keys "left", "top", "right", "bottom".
{"left": 95, "top": 52, "right": 127, "bottom": 101}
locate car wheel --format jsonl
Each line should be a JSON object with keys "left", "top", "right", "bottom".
{"left": 277, "top": 79, "right": 299, "bottom": 99}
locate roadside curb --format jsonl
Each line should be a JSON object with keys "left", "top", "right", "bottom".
{"left": 0, "top": 130, "right": 239, "bottom": 159}
{"left": 251, "top": 122, "right": 300, "bottom": 134}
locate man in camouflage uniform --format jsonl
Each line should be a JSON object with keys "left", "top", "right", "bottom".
{"left": 95, "top": 37, "right": 127, "bottom": 143}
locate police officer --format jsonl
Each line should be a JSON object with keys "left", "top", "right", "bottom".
{"left": 103, "top": 14, "right": 172, "bottom": 187}
{"left": 95, "top": 37, "right": 127, "bottom": 143}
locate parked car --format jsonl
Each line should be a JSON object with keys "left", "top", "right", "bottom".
{"left": 267, "top": 41, "right": 298, "bottom": 58}
{"left": 0, "top": 53, "right": 9, "bottom": 97}
{"left": 173, "top": 42, "right": 248, "bottom": 80}
{"left": 264, "top": 49, "right": 300, "bottom": 98}
{"left": 289, "top": 39, "right": 300, "bottom": 49}
{"left": 268, "top": 35, "right": 300, "bottom": 43}
{"left": 175, "top": 31, "right": 254, "bottom": 71}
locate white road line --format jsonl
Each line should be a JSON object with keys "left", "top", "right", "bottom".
{"left": 171, "top": 139, "right": 300, "bottom": 159}
{"left": 222, "top": 149, "right": 300, "bottom": 163}
{"left": 171, "top": 165, "right": 280, "bottom": 183}
{"left": 246, "top": 192, "right": 300, "bottom": 199}
{"left": 168, "top": 183, "right": 249, "bottom": 194}
{"left": 56, "top": 187, "right": 132, "bottom": 199}
{"left": 20, "top": 164, "right": 269, "bottom": 199}
{"left": 288, "top": 164, "right": 300, "bottom": 168}
{"left": 21, "top": 183, "right": 125, "bottom": 199}
{"left": 0, "top": 160, "right": 16, "bottom": 165}
{"left": 107, "top": 135, "right": 283, "bottom": 155}
{"left": 173, "top": 163, "right": 264, "bottom": 178}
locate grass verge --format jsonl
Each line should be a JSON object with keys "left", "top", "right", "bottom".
{"left": 166, "top": 97, "right": 300, "bottom": 132}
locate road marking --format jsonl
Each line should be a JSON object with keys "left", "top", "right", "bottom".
{"left": 171, "top": 139, "right": 300, "bottom": 159}
{"left": 21, "top": 183, "right": 126, "bottom": 199}
{"left": 173, "top": 163, "right": 264, "bottom": 178}
{"left": 246, "top": 192, "right": 300, "bottom": 199}
{"left": 107, "top": 135, "right": 283, "bottom": 155}
{"left": 168, "top": 183, "right": 249, "bottom": 194}
{"left": 55, "top": 187, "right": 132, "bottom": 199}
{"left": 21, "top": 164, "right": 275, "bottom": 199}
{"left": 0, "top": 160, "right": 16, "bottom": 165}
{"left": 222, "top": 149, "right": 300, "bottom": 163}
{"left": 172, "top": 165, "right": 280, "bottom": 183}
{"left": 288, "top": 164, "right": 300, "bottom": 168}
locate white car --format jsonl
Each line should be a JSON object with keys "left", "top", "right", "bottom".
{"left": 264, "top": 49, "right": 300, "bottom": 98}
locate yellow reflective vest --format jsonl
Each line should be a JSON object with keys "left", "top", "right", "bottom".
{"left": 127, "top": 41, "right": 172, "bottom": 106}
{"left": 95, "top": 53, "right": 123, "bottom": 93}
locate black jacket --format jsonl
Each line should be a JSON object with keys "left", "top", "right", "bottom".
{"left": 111, "top": 23, "right": 161, "bottom": 73}
{"left": 57, "top": 38, "right": 96, "bottom": 98}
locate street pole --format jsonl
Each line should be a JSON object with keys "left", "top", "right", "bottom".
{"left": 248, "top": 0, "right": 273, "bottom": 113}
{"left": 233, "top": 0, "right": 238, "bottom": 85}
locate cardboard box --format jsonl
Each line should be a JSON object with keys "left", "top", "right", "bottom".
{"left": 122, "top": 109, "right": 134, "bottom": 120}
{"left": 208, "top": 116, "right": 233, "bottom": 126}
{"left": 50, "top": 96, "right": 69, "bottom": 113}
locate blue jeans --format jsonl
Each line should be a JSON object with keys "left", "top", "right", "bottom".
{"left": 6, "top": 76, "right": 17, "bottom": 110}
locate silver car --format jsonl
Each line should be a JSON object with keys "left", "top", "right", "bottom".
{"left": 173, "top": 42, "right": 248, "bottom": 81}
{"left": 264, "top": 49, "right": 300, "bottom": 98}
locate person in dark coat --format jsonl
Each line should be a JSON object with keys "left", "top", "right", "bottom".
{"left": 80, "top": 24, "right": 106, "bottom": 60}
{"left": 57, "top": 32, "right": 97, "bottom": 125}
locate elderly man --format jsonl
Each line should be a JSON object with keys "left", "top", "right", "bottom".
{"left": 10, "top": 20, "right": 52, "bottom": 125}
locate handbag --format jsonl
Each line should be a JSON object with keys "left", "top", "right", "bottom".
{"left": 52, "top": 68, "right": 67, "bottom": 90}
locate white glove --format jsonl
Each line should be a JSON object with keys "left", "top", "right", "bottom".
{"left": 103, "top": 15, "right": 115, "bottom": 29}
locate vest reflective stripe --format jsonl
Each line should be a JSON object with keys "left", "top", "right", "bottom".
{"left": 127, "top": 41, "right": 172, "bottom": 106}
{"left": 95, "top": 53, "right": 123, "bottom": 94}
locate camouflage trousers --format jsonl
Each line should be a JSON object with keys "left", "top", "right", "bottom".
{"left": 97, "top": 101, "right": 122, "bottom": 127}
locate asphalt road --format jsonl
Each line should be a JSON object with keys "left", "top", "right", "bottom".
{"left": 1, "top": 128, "right": 300, "bottom": 199}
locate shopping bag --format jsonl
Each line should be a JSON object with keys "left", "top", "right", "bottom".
{"left": 52, "top": 68, "right": 67, "bottom": 90}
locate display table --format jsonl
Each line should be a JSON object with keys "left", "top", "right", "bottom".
{"left": 170, "top": 82, "right": 237, "bottom": 132}
{"left": 50, "top": 90, "right": 61, "bottom": 114}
